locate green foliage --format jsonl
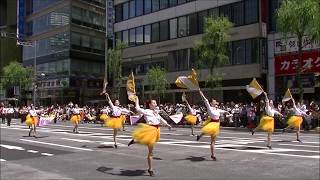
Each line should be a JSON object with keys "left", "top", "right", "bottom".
{"left": 1, "top": 61, "right": 33, "bottom": 89}
{"left": 107, "top": 40, "right": 126, "bottom": 81}
{"left": 277, "top": 0, "right": 320, "bottom": 41}
{"left": 205, "top": 73, "right": 223, "bottom": 89}
{"left": 276, "top": 0, "right": 320, "bottom": 101}
{"left": 194, "top": 16, "right": 233, "bottom": 73}
{"left": 146, "top": 66, "right": 169, "bottom": 102}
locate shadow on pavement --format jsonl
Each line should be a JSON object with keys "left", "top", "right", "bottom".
{"left": 96, "top": 166, "right": 113, "bottom": 173}
{"left": 153, "top": 157, "right": 163, "bottom": 160}
{"left": 97, "top": 145, "right": 114, "bottom": 148}
{"left": 34, "top": 135, "right": 49, "bottom": 139}
{"left": 177, "top": 156, "right": 208, "bottom": 162}
{"left": 108, "top": 169, "right": 147, "bottom": 177}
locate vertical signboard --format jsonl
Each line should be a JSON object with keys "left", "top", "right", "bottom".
{"left": 16, "top": 0, "right": 25, "bottom": 42}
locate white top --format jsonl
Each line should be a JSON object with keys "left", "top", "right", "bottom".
{"left": 6, "top": 108, "right": 14, "bottom": 114}
{"left": 136, "top": 106, "right": 170, "bottom": 126}
{"left": 101, "top": 107, "right": 110, "bottom": 114}
{"left": 293, "top": 103, "right": 308, "bottom": 117}
{"left": 29, "top": 110, "right": 38, "bottom": 117}
{"left": 265, "top": 94, "right": 281, "bottom": 117}
{"left": 202, "top": 95, "right": 227, "bottom": 120}
{"left": 186, "top": 102, "right": 196, "bottom": 115}
{"left": 72, "top": 108, "right": 80, "bottom": 114}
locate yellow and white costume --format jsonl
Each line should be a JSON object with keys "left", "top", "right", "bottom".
{"left": 287, "top": 104, "right": 307, "bottom": 129}
{"left": 105, "top": 100, "right": 130, "bottom": 129}
{"left": 100, "top": 107, "right": 110, "bottom": 122}
{"left": 132, "top": 106, "right": 170, "bottom": 147}
{"left": 26, "top": 109, "right": 38, "bottom": 126}
{"left": 185, "top": 104, "right": 197, "bottom": 125}
{"left": 201, "top": 97, "right": 227, "bottom": 137}
{"left": 70, "top": 108, "right": 81, "bottom": 124}
{"left": 256, "top": 101, "right": 281, "bottom": 133}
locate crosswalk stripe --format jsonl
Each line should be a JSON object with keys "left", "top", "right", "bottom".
{"left": 279, "top": 144, "right": 320, "bottom": 148}
{"left": 27, "top": 150, "right": 39, "bottom": 153}
{"left": 41, "top": 153, "right": 54, "bottom": 156}
{"left": 0, "top": 144, "right": 25, "bottom": 150}
{"left": 0, "top": 159, "right": 6, "bottom": 162}
{"left": 19, "top": 139, "right": 93, "bottom": 151}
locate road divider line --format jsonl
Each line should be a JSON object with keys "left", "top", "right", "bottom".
{"left": 19, "top": 139, "right": 93, "bottom": 151}
{"left": 41, "top": 153, "right": 54, "bottom": 156}
{"left": 0, "top": 159, "right": 6, "bottom": 162}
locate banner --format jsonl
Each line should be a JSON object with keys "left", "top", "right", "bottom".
{"left": 246, "top": 78, "right": 264, "bottom": 99}
{"left": 275, "top": 51, "right": 320, "bottom": 76}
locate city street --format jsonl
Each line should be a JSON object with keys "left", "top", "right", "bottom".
{"left": 1, "top": 119, "right": 319, "bottom": 180}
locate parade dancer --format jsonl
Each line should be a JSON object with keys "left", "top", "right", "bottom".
{"left": 251, "top": 92, "right": 283, "bottom": 149}
{"left": 128, "top": 97, "right": 172, "bottom": 176}
{"left": 196, "top": 90, "right": 231, "bottom": 161}
{"left": 99, "top": 106, "right": 110, "bottom": 127}
{"left": 282, "top": 98, "right": 309, "bottom": 142}
{"left": 182, "top": 93, "right": 197, "bottom": 136}
{"left": 70, "top": 104, "right": 81, "bottom": 133}
{"left": 26, "top": 106, "right": 39, "bottom": 137}
{"left": 105, "top": 93, "right": 131, "bottom": 148}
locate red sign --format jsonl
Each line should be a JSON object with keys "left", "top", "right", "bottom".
{"left": 274, "top": 51, "right": 320, "bottom": 76}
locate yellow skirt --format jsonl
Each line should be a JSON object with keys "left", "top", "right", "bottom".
{"left": 287, "top": 115, "right": 303, "bottom": 129}
{"left": 105, "top": 117, "right": 123, "bottom": 129}
{"left": 70, "top": 115, "right": 81, "bottom": 124}
{"left": 26, "top": 115, "right": 38, "bottom": 126}
{"left": 257, "top": 115, "right": 274, "bottom": 133}
{"left": 120, "top": 115, "right": 126, "bottom": 124}
{"left": 201, "top": 121, "right": 220, "bottom": 137}
{"left": 185, "top": 114, "right": 197, "bottom": 125}
{"left": 132, "top": 123, "right": 160, "bottom": 147}
{"left": 100, "top": 114, "right": 110, "bottom": 121}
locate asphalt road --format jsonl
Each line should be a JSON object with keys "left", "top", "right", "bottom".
{"left": 1, "top": 119, "right": 319, "bottom": 180}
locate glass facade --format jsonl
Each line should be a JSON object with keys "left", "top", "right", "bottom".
{"left": 71, "top": 6, "right": 105, "bottom": 31}
{"left": 26, "top": 7, "right": 70, "bottom": 36}
{"left": 115, "top": 0, "right": 259, "bottom": 47}
{"left": 71, "top": 32, "right": 105, "bottom": 53}
{"left": 121, "top": 38, "right": 263, "bottom": 76}
{"left": 26, "top": 0, "right": 62, "bottom": 15}
{"left": 115, "top": 0, "right": 196, "bottom": 22}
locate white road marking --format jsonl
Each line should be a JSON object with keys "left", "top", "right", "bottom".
{"left": 19, "top": 139, "right": 93, "bottom": 151}
{"left": 0, "top": 159, "right": 6, "bottom": 162}
{"left": 279, "top": 144, "right": 320, "bottom": 148}
{"left": 27, "top": 150, "right": 39, "bottom": 153}
{"left": 41, "top": 153, "right": 54, "bottom": 156}
{"left": 0, "top": 144, "right": 25, "bottom": 151}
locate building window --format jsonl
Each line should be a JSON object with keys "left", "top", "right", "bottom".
{"left": 81, "top": 35, "right": 90, "bottom": 48}
{"left": 144, "top": 0, "right": 152, "bottom": 14}
{"left": 245, "top": 39, "right": 259, "bottom": 64}
{"left": 233, "top": 1, "right": 244, "bottom": 26}
{"left": 169, "top": 18, "right": 177, "bottom": 39}
{"left": 160, "top": 0, "right": 168, "bottom": 9}
{"left": 115, "top": 4, "right": 122, "bottom": 22}
{"left": 188, "top": 13, "right": 198, "bottom": 35}
{"left": 136, "top": 26, "right": 144, "bottom": 45}
{"left": 122, "top": 30, "right": 129, "bottom": 45}
{"left": 232, "top": 40, "right": 245, "bottom": 65}
{"left": 220, "top": 4, "right": 232, "bottom": 21}
{"left": 129, "top": 0, "right": 135, "bottom": 18}
{"left": 198, "top": 10, "right": 207, "bottom": 34}
{"left": 152, "top": 0, "right": 159, "bottom": 12}
{"left": 169, "top": 0, "right": 177, "bottom": 7}
{"left": 115, "top": 31, "right": 121, "bottom": 42}
{"left": 177, "top": 0, "right": 186, "bottom": 4}
{"left": 144, "top": 25, "right": 151, "bottom": 43}
{"left": 178, "top": 16, "right": 188, "bottom": 37}
{"left": 129, "top": 28, "right": 136, "bottom": 46}
{"left": 72, "top": 6, "right": 82, "bottom": 20}
{"left": 245, "top": 0, "right": 258, "bottom": 24}
{"left": 123, "top": 2, "right": 129, "bottom": 20}
{"left": 159, "top": 20, "right": 169, "bottom": 41}
{"left": 136, "top": 0, "right": 143, "bottom": 16}
{"left": 208, "top": 8, "right": 219, "bottom": 18}
{"left": 71, "top": 32, "right": 81, "bottom": 46}
{"left": 151, "top": 22, "right": 159, "bottom": 42}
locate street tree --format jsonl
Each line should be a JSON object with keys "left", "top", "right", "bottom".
{"left": 146, "top": 66, "right": 169, "bottom": 103}
{"left": 194, "top": 16, "right": 232, "bottom": 94}
{"left": 1, "top": 61, "right": 33, "bottom": 90}
{"left": 107, "top": 40, "right": 126, "bottom": 99}
{"left": 276, "top": 0, "right": 320, "bottom": 101}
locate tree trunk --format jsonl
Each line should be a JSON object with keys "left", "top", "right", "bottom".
{"left": 297, "top": 35, "right": 304, "bottom": 102}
